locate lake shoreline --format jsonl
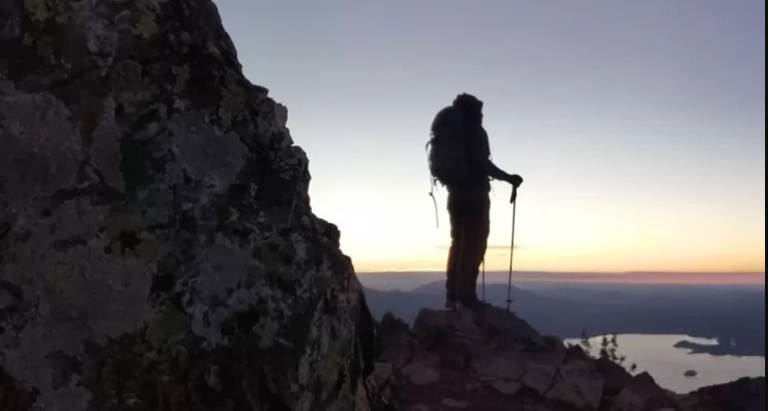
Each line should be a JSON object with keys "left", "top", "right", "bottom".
{"left": 564, "top": 334, "right": 765, "bottom": 393}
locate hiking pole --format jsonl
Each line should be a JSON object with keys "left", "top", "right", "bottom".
{"left": 505, "top": 186, "right": 519, "bottom": 312}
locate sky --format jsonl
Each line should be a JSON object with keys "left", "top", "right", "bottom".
{"left": 214, "top": 0, "right": 766, "bottom": 276}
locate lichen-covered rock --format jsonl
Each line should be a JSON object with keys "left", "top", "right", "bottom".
{"left": 0, "top": 0, "right": 375, "bottom": 410}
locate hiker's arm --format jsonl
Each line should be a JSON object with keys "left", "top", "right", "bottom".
{"left": 472, "top": 127, "right": 517, "bottom": 183}
{"left": 486, "top": 158, "right": 523, "bottom": 187}
{"left": 485, "top": 159, "right": 513, "bottom": 182}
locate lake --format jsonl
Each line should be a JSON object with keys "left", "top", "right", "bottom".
{"left": 563, "top": 334, "right": 765, "bottom": 393}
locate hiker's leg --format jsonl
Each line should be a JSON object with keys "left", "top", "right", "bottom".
{"left": 445, "top": 208, "right": 462, "bottom": 304}
{"left": 450, "top": 202, "right": 477, "bottom": 305}
{"left": 457, "top": 200, "right": 490, "bottom": 306}
{"left": 446, "top": 192, "right": 472, "bottom": 305}
{"left": 453, "top": 221, "right": 478, "bottom": 304}
{"left": 466, "top": 202, "right": 491, "bottom": 299}
{"left": 456, "top": 214, "right": 482, "bottom": 304}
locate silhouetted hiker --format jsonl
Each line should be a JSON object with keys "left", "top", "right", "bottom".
{"left": 427, "top": 93, "right": 523, "bottom": 310}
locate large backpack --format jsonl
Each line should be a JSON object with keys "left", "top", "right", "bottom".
{"left": 426, "top": 105, "right": 469, "bottom": 187}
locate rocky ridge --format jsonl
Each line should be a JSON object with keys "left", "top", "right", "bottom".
{"left": 372, "top": 306, "right": 765, "bottom": 411}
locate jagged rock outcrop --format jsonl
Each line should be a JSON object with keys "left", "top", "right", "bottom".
{"left": 0, "top": 1, "right": 376, "bottom": 410}
{"left": 373, "top": 306, "right": 765, "bottom": 411}
{"left": 680, "top": 376, "right": 765, "bottom": 411}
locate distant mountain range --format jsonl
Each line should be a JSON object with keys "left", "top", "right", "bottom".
{"left": 357, "top": 271, "right": 765, "bottom": 292}
{"left": 363, "top": 280, "right": 766, "bottom": 357}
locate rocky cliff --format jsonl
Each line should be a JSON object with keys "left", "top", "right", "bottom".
{"left": 372, "top": 306, "right": 765, "bottom": 411}
{"left": 1, "top": 1, "right": 374, "bottom": 410}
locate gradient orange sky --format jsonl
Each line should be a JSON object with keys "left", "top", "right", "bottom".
{"left": 218, "top": 0, "right": 766, "bottom": 277}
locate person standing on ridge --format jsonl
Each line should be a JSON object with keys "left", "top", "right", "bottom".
{"left": 427, "top": 93, "right": 523, "bottom": 310}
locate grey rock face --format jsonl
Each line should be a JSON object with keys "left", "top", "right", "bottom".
{"left": 0, "top": 0, "right": 374, "bottom": 410}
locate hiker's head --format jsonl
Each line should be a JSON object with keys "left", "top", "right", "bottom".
{"left": 452, "top": 93, "right": 483, "bottom": 125}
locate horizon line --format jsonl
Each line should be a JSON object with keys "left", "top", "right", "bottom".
{"left": 357, "top": 269, "right": 767, "bottom": 275}
{"left": 356, "top": 270, "right": 765, "bottom": 286}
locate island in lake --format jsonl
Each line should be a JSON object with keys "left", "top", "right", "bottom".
{"left": 674, "top": 337, "right": 763, "bottom": 357}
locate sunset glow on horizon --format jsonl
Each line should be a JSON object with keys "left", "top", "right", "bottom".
{"left": 355, "top": 270, "right": 766, "bottom": 286}
{"left": 217, "top": 0, "right": 766, "bottom": 280}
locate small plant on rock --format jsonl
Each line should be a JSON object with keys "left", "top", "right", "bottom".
{"left": 576, "top": 331, "right": 638, "bottom": 374}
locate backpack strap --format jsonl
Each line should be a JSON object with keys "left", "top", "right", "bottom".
{"left": 426, "top": 142, "right": 440, "bottom": 228}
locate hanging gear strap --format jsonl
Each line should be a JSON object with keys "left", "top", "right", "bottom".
{"left": 426, "top": 142, "right": 440, "bottom": 228}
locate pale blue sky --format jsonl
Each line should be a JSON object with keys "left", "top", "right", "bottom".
{"left": 215, "top": 0, "right": 765, "bottom": 273}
